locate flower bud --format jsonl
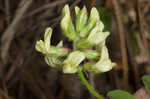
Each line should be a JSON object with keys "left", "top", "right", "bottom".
{"left": 63, "top": 51, "right": 85, "bottom": 73}
{"left": 75, "top": 6, "right": 80, "bottom": 15}
{"left": 79, "top": 7, "right": 100, "bottom": 38}
{"left": 61, "top": 5, "right": 76, "bottom": 41}
{"left": 89, "top": 7, "right": 100, "bottom": 22}
{"left": 75, "top": 6, "right": 88, "bottom": 33}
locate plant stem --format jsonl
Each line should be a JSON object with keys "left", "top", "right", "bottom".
{"left": 77, "top": 68, "right": 105, "bottom": 99}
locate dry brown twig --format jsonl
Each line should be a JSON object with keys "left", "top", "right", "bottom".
{"left": 134, "top": 0, "right": 150, "bottom": 73}
{"left": 126, "top": 32, "right": 140, "bottom": 89}
{"left": 0, "top": 89, "right": 11, "bottom": 99}
{"left": 89, "top": 0, "right": 96, "bottom": 10}
{"left": 1, "top": 0, "right": 33, "bottom": 64}
{"left": 4, "top": 0, "right": 11, "bottom": 25}
{"left": 6, "top": 51, "right": 23, "bottom": 82}
{"left": 25, "top": 0, "right": 68, "bottom": 17}
{"left": 111, "top": 0, "right": 129, "bottom": 90}
{"left": 21, "top": 71, "right": 48, "bottom": 99}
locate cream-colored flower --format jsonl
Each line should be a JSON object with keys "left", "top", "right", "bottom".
{"left": 95, "top": 46, "right": 116, "bottom": 73}
{"left": 61, "top": 5, "right": 76, "bottom": 41}
{"left": 87, "top": 22, "right": 109, "bottom": 45}
{"left": 84, "top": 46, "right": 116, "bottom": 73}
{"left": 63, "top": 51, "right": 85, "bottom": 73}
{"left": 35, "top": 27, "right": 69, "bottom": 68}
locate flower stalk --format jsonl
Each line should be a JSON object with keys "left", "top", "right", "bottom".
{"left": 77, "top": 68, "right": 105, "bottom": 99}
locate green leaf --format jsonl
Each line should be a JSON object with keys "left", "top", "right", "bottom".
{"left": 142, "top": 75, "right": 150, "bottom": 93}
{"left": 107, "top": 90, "right": 135, "bottom": 99}
{"left": 97, "top": 7, "right": 112, "bottom": 32}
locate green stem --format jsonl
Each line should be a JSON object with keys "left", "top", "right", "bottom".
{"left": 77, "top": 68, "right": 105, "bottom": 99}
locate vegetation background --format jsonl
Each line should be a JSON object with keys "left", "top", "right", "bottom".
{"left": 0, "top": 0, "right": 150, "bottom": 99}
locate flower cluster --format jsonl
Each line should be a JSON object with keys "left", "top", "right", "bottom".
{"left": 35, "top": 5, "right": 116, "bottom": 74}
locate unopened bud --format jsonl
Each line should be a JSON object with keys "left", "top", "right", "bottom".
{"left": 79, "top": 7, "right": 100, "bottom": 38}
{"left": 75, "top": 6, "right": 88, "bottom": 33}
{"left": 61, "top": 5, "right": 76, "bottom": 41}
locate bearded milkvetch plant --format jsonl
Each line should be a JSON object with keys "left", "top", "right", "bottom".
{"left": 35, "top": 4, "right": 116, "bottom": 99}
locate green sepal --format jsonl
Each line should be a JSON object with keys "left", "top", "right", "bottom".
{"left": 77, "top": 39, "right": 93, "bottom": 49}
{"left": 47, "top": 46, "right": 68, "bottom": 57}
{"left": 83, "top": 50, "right": 99, "bottom": 59}
{"left": 83, "top": 62, "right": 99, "bottom": 74}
